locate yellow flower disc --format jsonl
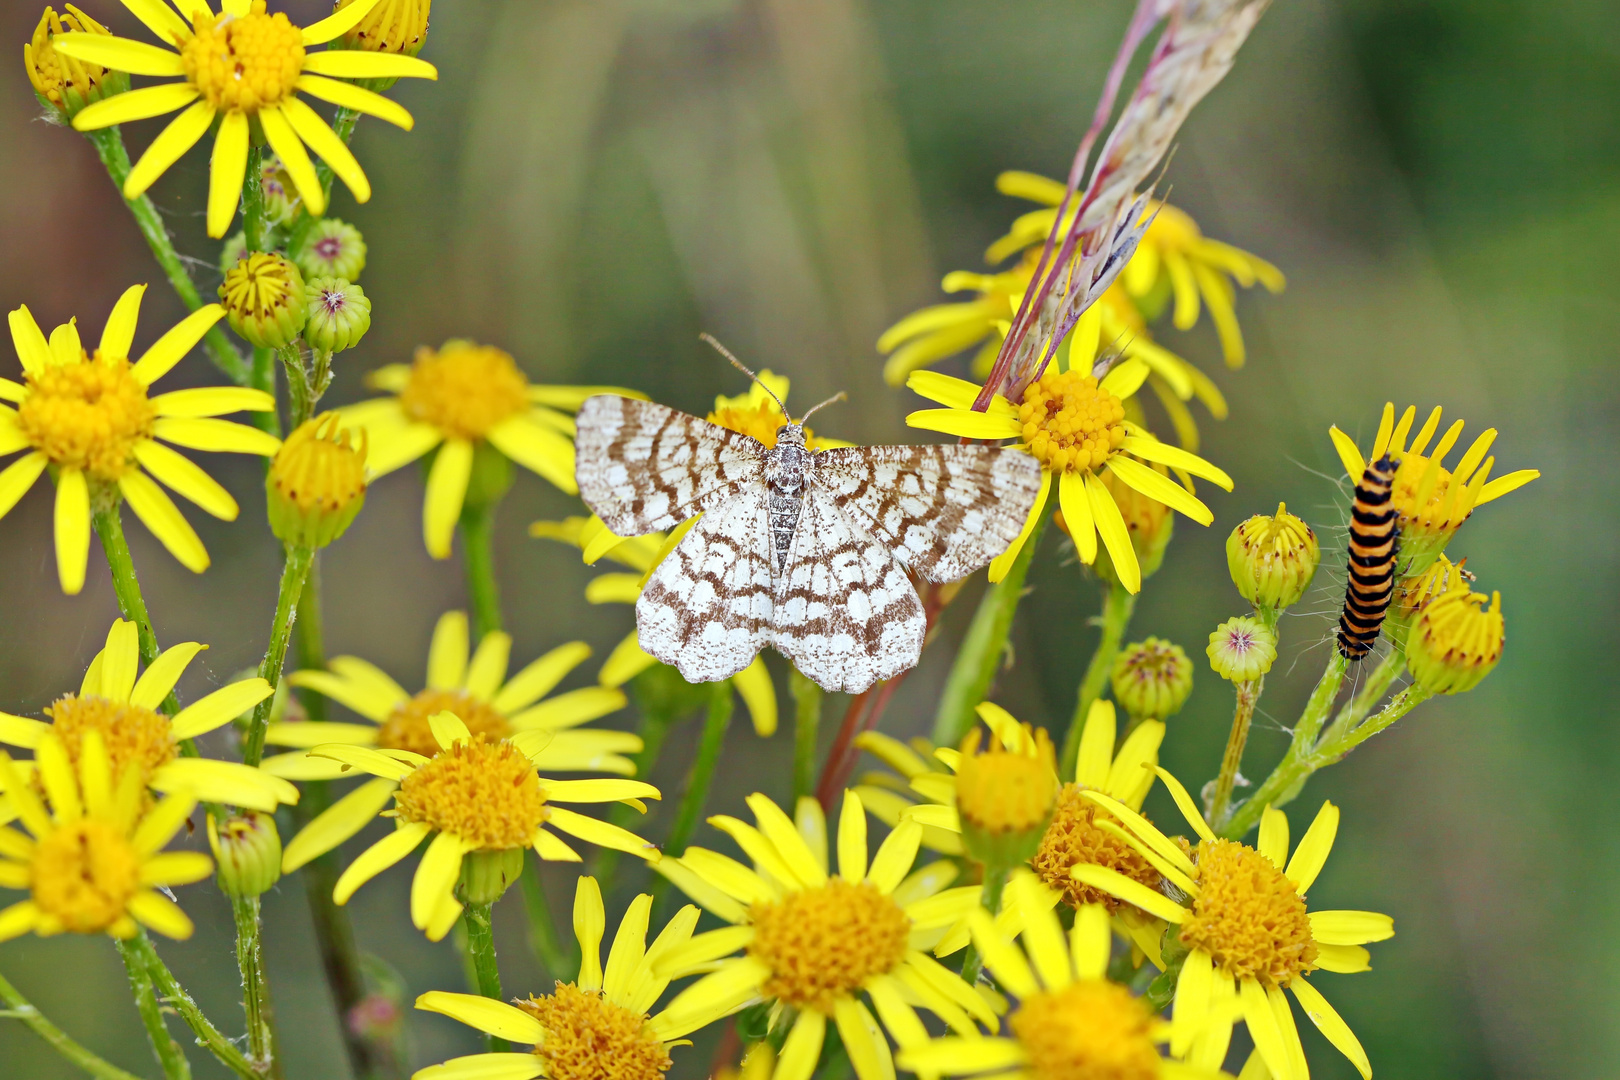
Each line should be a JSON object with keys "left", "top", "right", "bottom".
{"left": 519, "top": 983, "right": 672, "bottom": 1080}
{"left": 1181, "top": 839, "right": 1317, "bottom": 986}
{"left": 1010, "top": 978, "right": 1161, "bottom": 1080}
{"left": 1017, "top": 370, "right": 1126, "bottom": 474}
{"left": 399, "top": 342, "right": 529, "bottom": 440}
{"left": 748, "top": 879, "right": 909, "bottom": 1013}
{"left": 180, "top": 2, "right": 305, "bottom": 112}
{"left": 31, "top": 818, "right": 141, "bottom": 933}
{"left": 17, "top": 355, "right": 155, "bottom": 480}
{"left": 46, "top": 695, "right": 176, "bottom": 785}
{"left": 393, "top": 735, "right": 544, "bottom": 850}
{"left": 376, "top": 689, "right": 512, "bottom": 759}
{"left": 1032, "top": 785, "right": 1162, "bottom": 912}
{"left": 956, "top": 733, "right": 1058, "bottom": 835}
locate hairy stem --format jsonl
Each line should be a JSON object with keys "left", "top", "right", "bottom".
{"left": 932, "top": 515, "right": 1047, "bottom": 747}
{"left": 91, "top": 505, "right": 187, "bottom": 728}
{"left": 957, "top": 865, "right": 1010, "bottom": 986}
{"left": 277, "top": 345, "right": 312, "bottom": 429}
{"left": 1209, "top": 677, "right": 1262, "bottom": 830}
{"left": 128, "top": 933, "right": 259, "bottom": 1080}
{"left": 461, "top": 904, "right": 506, "bottom": 1052}
{"left": 231, "top": 898, "right": 280, "bottom": 1079}
{"left": 85, "top": 127, "right": 247, "bottom": 384}
{"left": 241, "top": 546, "right": 315, "bottom": 767}
{"left": 1320, "top": 650, "right": 1405, "bottom": 749}
{"left": 250, "top": 347, "right": 280, "bottom": 439}
{"left": 0, "top": 967, "right": 146, "bottom": 1080}
{"left": 115, "top": 939, "right": 190, "bottom": 1080}
{"left": 242, "top": 144, "right": 266, "bottom": 254}
{"left": 790, "top": 669, "right": 823, "bottom": 805}
{"left": 1059, "top": 579, "right": 1137, "bottom": 777}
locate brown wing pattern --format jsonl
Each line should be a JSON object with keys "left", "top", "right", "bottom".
{"left": 810, "top": 444, "right": 1043, "bottom": 582}
{"left": 575, "top": 396, "right": 766, "bottom": 536}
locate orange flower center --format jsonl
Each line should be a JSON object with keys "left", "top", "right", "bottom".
{"left": 1033, "top": 785, "right": 1162, "bottom": 912}
{"left": 17, "top": 354, "right": 155, "bottom": 480}
{"left": 32, "top": 818, "right": 141, "bottom": 934}
{"left": 180, "top": 3, "right": 305, "bottom": 113}
{"left": 1181, "top": 838, "right": 1317, "bottom": 986}
{"left": 748, "top": 879, "right": 909, "bottom": 1012}
{"left": 393, "top": 735, "right": 544, "bottom": 850}
{"left": 399, "top": 342, "right": 529, "bottom": 440}
{"left": 1017, "top": 370, "right": 1126, "bottom": 474}
{"left": 45, "top": 694, "right": 176, "bottom": 786}
{"left": 376, "top": 689, "right": 511, "bottom": 759}
{"left": 1011, "top": 979, "right": 1162, "bottom": 1080}
{"left": 518, "top": 982, "right": 672, "bottom": 1080}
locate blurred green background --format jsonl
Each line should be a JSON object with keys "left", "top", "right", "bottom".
{"left": 0, "top": 0, "right": 1609, "bottom": 1077}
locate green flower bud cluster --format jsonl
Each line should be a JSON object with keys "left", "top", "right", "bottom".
{"left": 1111, "top": 637, "right": 1194, "bottom": 721}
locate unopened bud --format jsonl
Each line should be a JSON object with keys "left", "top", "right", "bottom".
{"left": 208, "top": 812, "right": 281, "bottom": 897}
{"left": 25, "top": 6, "right": 127, "bottom": 122}
{"left": 1407, "top": 588, "right": 1503, "bottom": 695}
{"left": 337, "top": 0, "right": 430, "bottom": 58}
{"left": 1227, "top": 503, "right": 1319, "bottom": 611}
{"left": 295, "top": 218, "right": 367, "bottom": 282}
{"left": 220, "top": 253, "right": 307, "bottom": 349}
{"left": 1111, "top": 638, "right": 1193, "bottom": 720}
{"left": 1206, "top": 616, "right": 1276, "bottom": 682}
{"left": 303, "top": 278, "right": 371, "bottom": 353}
{"left": 267, "top": 414, "right": 368, "bottom": 549}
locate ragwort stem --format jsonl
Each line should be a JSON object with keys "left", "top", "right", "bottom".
{"left": 1059, "top": 579, "right": 1136, "bottom": 778}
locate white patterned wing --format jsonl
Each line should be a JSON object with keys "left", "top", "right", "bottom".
{"left": 770, "top": 486, "right": 924, "bottom": 694}
{"left": 635, "top": 490, "right": 774, "bottom": 683}
{"left": 811, "top": 444, "right": 1043, "bottom": 582}
{"left": 576, "top": 395, "right": 766, "bottom": 535}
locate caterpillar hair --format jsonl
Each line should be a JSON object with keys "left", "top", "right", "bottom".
{"left": 1336, "top": 454, "right": 1399, "bottom": 660}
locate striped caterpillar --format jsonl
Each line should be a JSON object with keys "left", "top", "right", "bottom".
{"left": 1336, "top": 455, "right": 1399, "bottom": 660}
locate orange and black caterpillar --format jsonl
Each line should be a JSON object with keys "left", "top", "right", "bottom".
{"left": 1337, "top": 455, "right": 1399, "bottom": 660}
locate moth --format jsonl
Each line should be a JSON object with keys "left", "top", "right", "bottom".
{"left": 575, "top": 357, "right": 1044, "bottom": 693}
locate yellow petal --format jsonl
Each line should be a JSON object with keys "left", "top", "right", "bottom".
{"left": 1069, "top": 863, "right": 1189, "bottom": 923}
{"left": 1308, "top": 909, "right": 1394, "bottom": 946}
{"left": 410, "top": 831, "right": 469, "bottom": 930}
{"left": 414, "top": 992, "right": 546, "bottom": 1044}
{"left": 301, "top": 51, "right": 437, "bottom": 81}
{"left": 0, "top": 453, "right": 47, "bottom": 521}
{"left": 7, "top": 307, "right": 50, "bottom": 375}
{"left": 1085, "top": 469, "right": 1138, "bottom": 591}
{"left": 53, "top": 32, "right": 184, "bottom": 76}
{"left": 119, "top": 470, "right": 208, "bottom": 573}
{"left": 128, "top": 889, "right": 194, "bottom": 940}
{"left": 574, "top": 874, "right": 606, "bottom": 990}
{"left": 99, "top": 285, "right": 146, "bottom": 361}
{"left": 1058, "top": 468, "right": 1097, "bottom": 563}
{"left": 1107, "top": 455, "right": 1213, "bottom": 525}
{"left": 904, "top": 409, "right": 1022, "bottom": 440}
{"left": 152, "top": 386, "right": 275, "bottom": 418}
{"left": 1117, "top": 435, "right": 1233, "bottom": 490}
{"left": 1328, "top": 426, "right": 1365, "bottom": 480}
{"left": 206, "top": 112, "right": 250, "bottom": 238}
{"left": 1283, "top": 800, "right": 1338, "bottom": 894}
{"left": 294, "top": 74, "right": 412, "bottom": 129}
{"left": 169, "top": 679, "right": 274, "bottom": 739}
{"left": 427, "top": 610, "right": 469, "bottom": 690}
{"left": 987, "top": 468, "right": 1049, "bottom": 583}
{"left": 1289, "top": 977, "right": 1372, "bottom": 1080}
{"left": 279, "top": 96, "right": 371, "bottom": 203}
{"left": 257, "top": 104, "right": 324, "bottom": 217}
{"left": 72, "top": 81, "right": 197, "bottom": 132}
{"left": 546, "top": 806, "right": 659, "bottom": 862}
{"left": 486, "top": 415, "right": 578, "bottom": 495}
{"left": 129, "top": 641, "right": 205, "bottom": 711}
{"left": 464, "top": 631, "right": 511, "bottom": 699}
{"left": 1257, "top": 805, "right": 1289, "bottom": 869}
{"left": 300, "top": 0, "right": 385, "bottom": 45}
{"left": 131, "top": 305, "right": 227, "bottom": 385}
{"left": 731, "top": 656, "right": 777, "bottom": 737}
{"left": 424, "top": 437, "right": 473, "bottom": 559}
{"left": 140, "top": 851, "right": 213, "bottom": 887}
{"left": 773, "top": 1007, "right": 827, "bottom": 1080}
{"left": 149, "top": 759, "right": 297, "bottom": 812}
{"left": 331, "top": 821, "right": 430, "bottom": 902}
{"left": 151, "top": 417, "right": 281, "bottom": 455}
{"left": 53, "top": 468, "right": 91, "bottom": 595}
{"left": 134, "top": 440, "right": 237, "bottom": 520}
{"left": 833, "top": 996, "right": 895, "bottom": 1080}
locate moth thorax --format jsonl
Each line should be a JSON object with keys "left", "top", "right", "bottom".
{"left": 765, "top": 430, "right": 810, "bottom": 495}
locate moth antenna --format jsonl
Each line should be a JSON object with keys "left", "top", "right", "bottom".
{"left": 798, "top": 391, "right": 847, "bottom": 426}
{"left": 699, "top": 333, "right": 788, "bottom": 416}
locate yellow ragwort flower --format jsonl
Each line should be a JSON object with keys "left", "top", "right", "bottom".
{"left": 906, "top": 367, "right": 1232, "bottom": 591}
{"left": 280, "top": 710, "right": 660, "bottom": 941}
{"left": 1074, "top": 772, "right": 1391, "bottom": 1080}
{"left": 0, "top": 619, "right": 294, "bottom": 811}
{"left": 341, "top": 341, "right": 631, "bottom": 558}
{"left": 2, "top": 286, "right": 278, "bottom": 592}
{"left": 53, "top": 0, "right": 438, "bottom": 237}
{"left": 412, "top": 876, "right": 705, "bottom": 1080}
{"left": 0, "top": 731, "right": 212, "bottom": 943}
{"left": 652, "top": 793, "right": 995, "bottom": 1080}
{"left": 528, "top": 514, "right": 777, "bottom": 735}
{"left": 988, "top": 171, "right": 1285, "bottom": 367}
{"left": 898, "top": 872, "right": 1224, "bottom": 1080}
{"left": 24, "top": 5, "right": 128, "bottom": 120}
{"left": 1406, "top": 585, "right": 1504, "bottom": 696}
{"left": 264, "top": 608, "right": 636, "bottom": 780}
{"left": 1329, "top": 402, "right": 1538, "bottom": 575}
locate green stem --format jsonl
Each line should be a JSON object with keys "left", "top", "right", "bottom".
{"left": 1288, "top": 651, "right": 1349, "bottom": 758}
{"left": 250, "top": 347, "right": 281, "bottom": 439}
{"left": 1319, "top": 651, "right": 1406, "bottom": 749}
{"left": 1208, "top": 677, "right": 1262, "bottom": 831}
{"left": 115, "top": 939, "right": 190, "bottom": 1080}
{"left": 664, "top": 683, "right": 734, "bottom": 859}
{"left": 460, "top": 500, "right": 503, "bottom": 639}
{"left": 461, "top": 904, "right": 507, "bottom": 1052}
{"left": 957, "top": 864, "right": 1010, "bottom": 986}
{"left": 931, "top": 514, "right": 1047, "bottom": 747}
{"left": 519, "top": 853, "right": 574, "bottom": 982}
{"left": 85, "top": 127, "right": 247, "bottom": 385}
{"left": 277, "top": 345, "right": 312, "bottom": 429}
{"left": 231, "top": 898, "right": 279, "bottom": 1079}
{"left": 242, "top": 144, "right": 266, "bottom": 254}
{"left": 1318, "top": 684, "right": 1431, "bottom": 759}
{"left": 1059, "top": 580, "right": 1137, "bottom": 777}
{"left": 790, "top": 668, "right": 823, "bottom": 805}
{"left": 127, "top": 934, "right": 259, "bottom": 1080}
{"left": 92, "top": 504, "right": 186, "bottom": 725}
{"left": 241, "top": 546, "right": 315, "bottom": 767}
{"left": 289, "top": 560, "right": 392, "bottom": 1079}
{"left": 0, "top": 967, "right": 146, "bottom": 1080}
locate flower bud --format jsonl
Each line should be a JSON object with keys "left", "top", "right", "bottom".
{"left": 220, "top": 253, "right": 307, "bottom": 348}
{"left": 954, "top": 718, "right": 1058, "bottom": 870}
{"left": 267, "top": 414, "right": 368, "bottom": 549}
{"left": 260, "top": 155, "right": 299, "bottom": 228}
{"left": 25, "top": 6, "right": 127, "bottom": 122}
{"left": 208, "top": 812, "right": 281, "bottom": 898}
{"left": 1407, "top": 588, "right": 1503, "bottom": 695}
{"left": 1226, "top": 502, "right": 1318, "bottom": 611}
{"left": 1111, "top": 637, "right": 1193, "bottom": 720}
{"left": 295, "top": 218, "right": 367, "bottom": 282}
{"left": 1206, "top": 616, "right": 1276, "bottom": 682}
{"left": 303, "top": 278, "right": 371, "bottom": 353}
{"left": 337, "top": 0, "right": 430, "bottom": 57}
{"left": 1086, "top": 465, "right": 1175, "bottom": 585}
{"left": 457, "top": 847, "right": 524, "bottom": 905}
{"left": 1388, "top": 553, "right": 1470, "bottom": 651}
